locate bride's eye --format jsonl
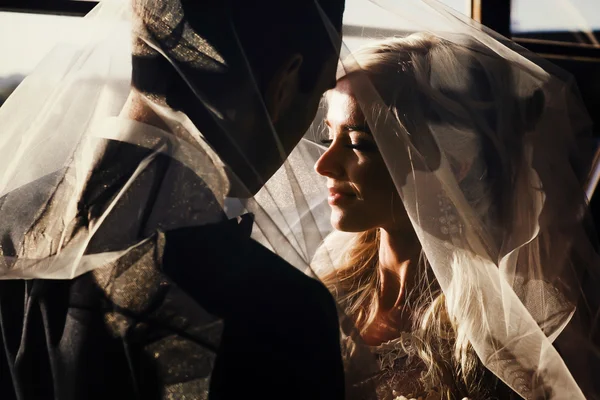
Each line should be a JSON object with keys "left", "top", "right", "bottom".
{"left": 348, "top": 130, "right": 377, "bottom": 152}
{"left": 348, "top": 140, "right": 377, "bottom": 152}
{"left": 319, "top": 139, "right": 333, "bottom": 147}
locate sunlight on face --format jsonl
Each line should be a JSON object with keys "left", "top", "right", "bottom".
{"left": 314, "top": 78, "right": 408, "bottom": 232}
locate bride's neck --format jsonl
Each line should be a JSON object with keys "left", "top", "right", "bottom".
{"left": 377, "top": 227, "right": 421, "bottom": 310}
{"left": 360, "top": 227, "right": 421, "bottom": 345}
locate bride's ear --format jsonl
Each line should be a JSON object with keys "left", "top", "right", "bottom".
{"left": 264, "top": 54, "right": 304, "bottom": 123}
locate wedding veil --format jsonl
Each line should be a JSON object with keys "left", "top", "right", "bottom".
{"left": 261, "top": 0, "right": 600, "bottom": 398}
{"left": 0, "top": 0, "right": 599, "bottom": 399}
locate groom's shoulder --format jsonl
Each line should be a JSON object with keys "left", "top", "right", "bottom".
{"left": 162, "top": 223, "right": 338, "bottom": 321}
{"left": 244, "top": 238, "right": 338, "bottom": 311}
{"left": 0, "top": 170, "right": 65, "bottom": 252}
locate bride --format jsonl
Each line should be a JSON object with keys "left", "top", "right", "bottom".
{"left": 311, "top": 32, "right": 599, "bottom": 400}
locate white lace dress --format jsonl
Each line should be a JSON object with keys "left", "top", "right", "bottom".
{"left": 342, "top": 332, "right": 446, "bottom": 400}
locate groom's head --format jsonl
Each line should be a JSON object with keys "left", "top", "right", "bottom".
{"left": 132, "top": 0, "right": 345, "bottom": 196}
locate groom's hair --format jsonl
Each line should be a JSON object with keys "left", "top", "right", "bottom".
{"left": 224, "top": 0, "right": 345, "bottom": 92}
{"left": 132, "top": 0, "right": 345, "bottom": 96}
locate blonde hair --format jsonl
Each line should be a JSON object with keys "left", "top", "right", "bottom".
{"left": 315, "top": 33, "right": 523, "bottom": 399}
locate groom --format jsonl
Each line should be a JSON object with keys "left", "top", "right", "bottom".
{"left": 0, "top": 1, "right": 346, "bottom": 399}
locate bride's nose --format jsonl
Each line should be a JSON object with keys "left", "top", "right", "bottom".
{"left": 315, "top": 143, "right": 345, "bottom": 179}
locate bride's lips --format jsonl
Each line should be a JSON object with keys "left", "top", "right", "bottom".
{"left": 328, "top": 187, "right": 357, "bottom": 205}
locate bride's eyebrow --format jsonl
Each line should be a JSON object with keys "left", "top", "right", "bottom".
{"left": 323, "top": 119, "right": 372, "bottom": 136}
{"left": 343, "top": 123, "right": 372, "bottom": 135}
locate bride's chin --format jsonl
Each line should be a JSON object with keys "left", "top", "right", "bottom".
{"left": 330, "top": 214, "right": 347, "bottom": 232}
{"left": 330, "top": 211, "right": 368, "bottom": 233}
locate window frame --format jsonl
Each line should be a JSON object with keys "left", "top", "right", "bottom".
{"left": 2, "top": 1, "right": 599, "bottom": 71}
{"left": 471, "top": 0, "right": 600, "bottom": 61}
{"left": 0, "top": 1, "right": 95, "bottom": 16}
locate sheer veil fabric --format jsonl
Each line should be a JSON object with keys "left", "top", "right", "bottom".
{"left": 0, "top": 0, "right": 598, "bottom": 399}
{"left": 261, "top": 0, "right": 600, "bottom": 398}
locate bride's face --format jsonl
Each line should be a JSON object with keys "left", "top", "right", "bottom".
{"left": 315, "top": 78, "right": 407, "bottom": 232}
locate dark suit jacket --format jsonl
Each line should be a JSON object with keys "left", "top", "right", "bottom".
{"left": 0, "top": 141, "right": 345, "bottom": 400}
